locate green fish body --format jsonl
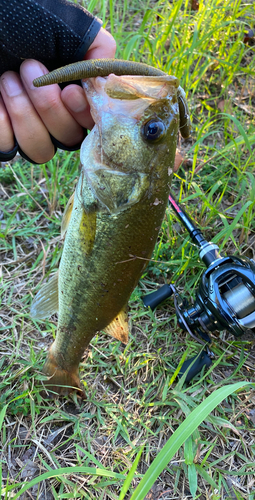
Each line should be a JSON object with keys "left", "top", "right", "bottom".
{"left": 31, "top": 73, "right": 185, "bottom": 396}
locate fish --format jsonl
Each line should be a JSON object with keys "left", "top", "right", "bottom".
{"left": 31, "top": 67, "right": 190, "bottom": 397}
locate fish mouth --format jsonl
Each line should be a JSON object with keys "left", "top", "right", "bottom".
{"left": 103, "top": 74, "right": 179, "bottom": 99}
{"left": 82, "top": 74, "right": 179, "bottom": 124}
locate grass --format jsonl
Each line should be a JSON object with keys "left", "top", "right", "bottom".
{"left": 0, "top": 0, "right": 255, "bottom": 498}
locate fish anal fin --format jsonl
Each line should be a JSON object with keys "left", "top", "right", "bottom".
{"left": 30, "top": 271, "right": 59, "bottom": 319}
{"left": 104, "top": 308, "right": 129, "bottom": 344}
{"left": 61, "top": 192, "right": 75, "bottom": 238}
{"left": 42, "top": 348, "right": 85, "bottom": 399}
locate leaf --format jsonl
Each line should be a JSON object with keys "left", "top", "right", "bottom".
{"left": 130, "top": 382, "right": 252, "bottom": 500}
{"left": 184, "top": 436, "right": 195, "bottom": 465}
{"left": 12, "top": 467, "right": 125, "bottom": 500}
{"left": 207, "top": 415, "right": 240, "bottom": 435}
{"left": 118, "top": 445, "right": 144, "bottom": 500}
{"left": 0, "top": 404, "right": 8, "bottom": 432}
{"left": 195, "top": 464, "right": 218, "bottom": 490}
{"left": 220, "top": 112, "right": 252, "bottom": 154}
{"left": 174, "top": 149, "right": 184, "bottom": 172}
{"left": 188, "top": 463, "right": 198, "bottom": 498}
{"left": 215, "top": 200, "right": 252, "bottom": 248}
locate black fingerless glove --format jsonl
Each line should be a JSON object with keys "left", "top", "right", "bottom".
{"left": 0, "top": 0, "right": 101, "bottom": 163}
{"left": 0, "top": 0, "right": 101, "bottom": 75}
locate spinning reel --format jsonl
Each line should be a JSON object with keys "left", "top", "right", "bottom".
{"left": 142, "top": 193, "right": 255, "bottom": 382}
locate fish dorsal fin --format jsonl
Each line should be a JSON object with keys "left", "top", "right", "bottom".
{"left": 30, "top": 271, "right": 59, "bottom": 319}
{"left": 104, "top": 308, "right": 129, "bottom": 344}
{"left": 61, "top": 193, "right": 75, "bottom": 238}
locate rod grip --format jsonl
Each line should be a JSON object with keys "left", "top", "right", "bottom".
{"left": 179, "top": 351, "right": 212, "bottom": 383}
{"left": 142, "top": 284, "right": 173, "bottom": 310}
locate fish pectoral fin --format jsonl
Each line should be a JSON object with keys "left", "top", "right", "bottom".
{"left": 61, "top": 192, "right": 75, "bottom": 238}
{"left": 88, "top": 168, "right": 150, "bottom": 213}
{"left": 104, "top": 308, "right": 129, "bottom": 344}
{"left": 30, "top": 271, "right": 59, "bottom": 319}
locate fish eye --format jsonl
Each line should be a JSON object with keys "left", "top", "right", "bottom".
{"left": 142, "top": 120, "right": 165, "bottom": 142}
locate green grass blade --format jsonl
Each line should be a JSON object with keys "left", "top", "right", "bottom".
{"left": 214, "top": 200, "right": 252, "bottom": 248}
{"left": 195, "top": 464, "right": 218, "bottom": 490}
{"left": 0, "top": 404, "right": 8, "bottom": 431}
{"left": 12, "top": 467, "right": 125, "bottom": 500}
{"left": 118, "top": 445, "right": 144, "bottom": 500}
{"left": 220, "top": 113, "right": 252, "bottom": 154}
{"left": 130, "top": 382, "right": 252, "bottom": 500}
{"left": 188, "top": 463, "right": 197, "bottom": 498}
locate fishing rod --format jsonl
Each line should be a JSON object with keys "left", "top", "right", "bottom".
{"left": 142, "top": 193, "right": 255, "bottom": 382}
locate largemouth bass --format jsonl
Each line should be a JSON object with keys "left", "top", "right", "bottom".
{"left": 31, "top": 69, "right": 189, "bottom": 397}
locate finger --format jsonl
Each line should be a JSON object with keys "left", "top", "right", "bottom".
{"left": 85, "top": 27, "right": 116, "bottom": 60}
{"left": 62, "top": 27, "right": 116, "bottom": 130}
{"left": 20, "top": 59, "right": 85, "bottom": 146}
{"left": 0, "top": 71, "right": 55, "bottom": 163}
{"left": 61, "top": 84, "right": 94, "bottom": 130}
{"left": 0, "top": 95, "right": 15, "bottom": 152}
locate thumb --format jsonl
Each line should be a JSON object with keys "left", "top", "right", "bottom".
{"left": 85, "top": 27, "right": 116, "bottom": 60}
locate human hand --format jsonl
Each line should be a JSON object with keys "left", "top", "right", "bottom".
{"left": 0, "top": 27, "right": 116, "bottom": 164}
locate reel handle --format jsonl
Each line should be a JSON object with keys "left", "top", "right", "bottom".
{"left": 142, "top": 284, "right": 173, "bottom": 310}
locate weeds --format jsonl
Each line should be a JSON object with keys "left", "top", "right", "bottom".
{"left": 1, "top": 0, "right": 255, "bottom": 498}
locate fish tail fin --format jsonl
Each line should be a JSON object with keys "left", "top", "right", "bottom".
{"left": 42, "top": 349, "right": 85, "bottom": 399}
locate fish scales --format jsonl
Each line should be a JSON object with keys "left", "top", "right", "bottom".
{"left": 31, "top": 71, "right": 189, "bottom": 397}
{"left": 55, "top": 175, "right": 169, "bottom": 366}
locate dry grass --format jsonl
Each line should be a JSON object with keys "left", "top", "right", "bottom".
{"left": 1, "top": 0, "right": 255, "bottom": 498}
